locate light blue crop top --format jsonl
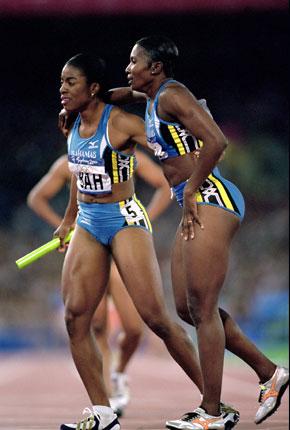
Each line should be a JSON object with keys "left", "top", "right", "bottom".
{"left": 67, "top": 104, "right": 136, "bottom": 195}
{"left": 145, "top": 79, "right": 212, "bottom": 161}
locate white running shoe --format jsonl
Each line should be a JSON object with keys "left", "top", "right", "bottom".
{"left": 109, "top": 372, "right": 130, "bottom": 417}
{"left": 60, "top": 407, "right": 120, "bottom": 430}
{"left": 166, "top": 406, "right": 239, "bottom": 429}
{"left": 255, "top": 366, "right": 289, "bottom": 424}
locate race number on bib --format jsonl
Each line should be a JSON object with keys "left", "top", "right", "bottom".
{"left": 77, "top": 172, "right": 112, "bottom": 194}
{"left": 120, "top": 199, "right": 145, "bottom": 225}
{"left": 69, "top": 162, "right": 112, "bottom": 194}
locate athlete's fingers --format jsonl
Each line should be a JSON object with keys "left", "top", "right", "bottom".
{"left": 187, "top": 219, "right": 195, "bottom": 240}
{"left": 53, "top": 225, "right": 69, "bottom": 253}
{"left": 181, "top": 217, "right": 192, "bottom": 241}
{"left": 181, "top": 212, "right": 204, "bottom": 240}
{"left": 193, "top": 213, "right": 204, "bottom": 231}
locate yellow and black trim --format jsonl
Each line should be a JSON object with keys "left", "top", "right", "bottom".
{"left": 196, "top": 171, "right": 240, "bottom": 215}
{"left": 160, "top": 123, "right": 199, "bottom": 156}
{"left": 119, "top": 195, "right": 152, "bottom": 232}
{"left": 103, "top": 147, "right": 136, "bottom": 184}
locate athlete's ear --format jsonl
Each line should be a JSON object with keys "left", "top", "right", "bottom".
{"left": 90, "top": 82, "right": 100, "bottom": 97}
{"left": 150, "top": 61, "right": 163, "bottom": 75}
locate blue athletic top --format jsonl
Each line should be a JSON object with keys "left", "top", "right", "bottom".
{"left": 145, "top": 80, "right": 245, "bottom": 220}
{"left": 67, "top": 104, "right": 136, "bottom": 195}
{"left": 145, "top": 79, "right": 212, "bottom": 161}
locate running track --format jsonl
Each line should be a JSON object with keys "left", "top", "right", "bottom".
{"left": 0, "top": 349, "right": 288, "bottom": 430}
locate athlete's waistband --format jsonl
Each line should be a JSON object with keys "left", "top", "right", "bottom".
{"left": 77, "top": 191, "right": 134, "bottom": 204}
{"left": 78, "top": 194, "right": 137, "bottom": 206}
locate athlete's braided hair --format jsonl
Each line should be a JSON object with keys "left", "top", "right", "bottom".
{"left": 136, "top": 35, "right": 179, "bottom": 76}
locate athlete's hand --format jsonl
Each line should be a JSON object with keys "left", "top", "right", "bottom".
{"left": 53, "top": 223, "right": 72, "bottom": 252}
{"left": 181, "top": 187, "right": 204, "bottom": 240}
{"left": 58, "top": 108, "right": 77, "bottom": 138}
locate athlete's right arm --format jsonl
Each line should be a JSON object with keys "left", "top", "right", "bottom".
{"left": 106, "top": 87, "right": 147, "bottom": 105}
{"left": 27, "top": 155, "right": 70, "bottom": 228}
{"left": 54, "top": 174, "right": 78, "bottom": 251}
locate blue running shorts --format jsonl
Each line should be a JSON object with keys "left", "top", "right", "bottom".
{"left": 77, "top": 194, "right": 152, "bottom": 246}
{"left": 172, "top": 167, "right": 245, "bottom": 221}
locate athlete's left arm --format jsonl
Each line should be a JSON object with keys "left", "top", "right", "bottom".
{"left": 160, "top": 86, "right": 227, "bottom": 192}
{"left": 160, "top": 86, "right": 228, "bottom": 238}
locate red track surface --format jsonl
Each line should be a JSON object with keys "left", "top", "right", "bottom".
{"left": 0, "top": 349, "right": 288, "bottom": 430}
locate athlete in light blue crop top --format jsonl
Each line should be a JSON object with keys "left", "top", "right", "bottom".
{"left": 55, "top": 53, "right": 214, "bottom": 430}
{"left": 123, "top": 35, "right": 283, "bottom": 428}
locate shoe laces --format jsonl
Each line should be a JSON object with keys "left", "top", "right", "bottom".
{"left": 180, "top": 412, "right": 200, "bottom": 422}
{"left": 180, "top": 408, "right": 208, "bottom": 422}
{"left": 75, "top": 407, "right": 96, "bottom": 427}
{"left": 258, "top": 385, "right": 267, "bottom": 403}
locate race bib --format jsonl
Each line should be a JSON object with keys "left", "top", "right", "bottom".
{"left": 69, "top": 162, "right": 112, "bottom": 194}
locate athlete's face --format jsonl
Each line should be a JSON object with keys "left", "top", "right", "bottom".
{"left": 125, "top": 44, "right": 152, "bottom": 92}
{"left": 60, "top": 65, "right": 94, "bottom": 112}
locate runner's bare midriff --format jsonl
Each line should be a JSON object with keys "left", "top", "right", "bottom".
{"left": 77, "top": 177, "right": 135, "bottom": 203}
{"left": 161, "top": 152, "right": 198, "bottom": 187}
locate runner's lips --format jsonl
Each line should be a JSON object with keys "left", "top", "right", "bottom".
{"left": 61, "top": 97, "right": 70, "bottom": 105}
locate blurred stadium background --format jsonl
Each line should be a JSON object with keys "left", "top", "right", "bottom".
{"left": 0, "top": 0, "right": 288, "bottom": 364}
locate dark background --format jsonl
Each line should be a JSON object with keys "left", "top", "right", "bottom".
{"left": 0, "top": 6, "right": 288, "bottom": 353}
{"left": 0, "top": 11, "right": 288, "bottom": 224}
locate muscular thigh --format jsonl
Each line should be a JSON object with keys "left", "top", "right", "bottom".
{"left": 171, "top": 230, "right": 188, "bottom": 315}
{"left": 111, "top": 228, "right": 167, "bottom": 321}
{"left": 62, "top": 225, "right": 111, "bottom": 316}
{"left": 177, "top": 205, "right": 240, "bottom": 305}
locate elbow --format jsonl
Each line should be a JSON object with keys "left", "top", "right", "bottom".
{"left": 27, "top": 191, "right": 39, "bottom": 210}
{"left": 217, "top": 134, "right": 228, "bottom": 151}
{"left": 213, "top": 134, "right": 228, "bottom": 159}
{"left": 27, "top": 191, "right": 35, "bottom": 209}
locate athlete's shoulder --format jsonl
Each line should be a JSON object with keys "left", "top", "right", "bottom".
{"left": 159, "top": 80, "right": 192, "bottom": 101}
{"left": 110, "top": 106, "right": 145, "bottom": 132}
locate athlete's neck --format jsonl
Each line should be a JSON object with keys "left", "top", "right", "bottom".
{"left": 147, "top": 77, "right": 173, "bottom": 99}
{"left": 78, "top": 100, "right": 106, "bottom": 138}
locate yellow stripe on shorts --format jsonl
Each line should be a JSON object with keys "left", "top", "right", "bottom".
{"left": 208, "top": 174, "right": 234, "bottom": 211}
{"left": 195, "top": 191, "right": 203, "bottom": 203}
{"left": 133, "top": 195, "right": 152, "bottom": 233}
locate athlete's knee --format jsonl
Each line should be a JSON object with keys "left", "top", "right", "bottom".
{"left": 186, "top": 291, "right": 216, "bottom": 328}
{"left": 219, "top": 307, "right": 230, "bottom": 323}
{"left": 64, "top": 304, "right": 91, "bottom": 340}
{"left": 91, "top": 319, "right": 106, "bottom": 338}
{"left": 118, "top": 329, "right": 143, "bottom": 349}
{"left": 64, "top": 311, "right": 78, "bottom": 339}
{"left": 144, "top": 314, "right": 171, "bottom": 339}
{"left": 176, "top": 303, "right": 192, "bottom": 325}
{"left": 125, "top": 325, "right": 143, "bottom": 342}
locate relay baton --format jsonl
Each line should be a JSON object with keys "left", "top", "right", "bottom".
{"left": 15, "top": 230, "right": 74, "bottom": 270}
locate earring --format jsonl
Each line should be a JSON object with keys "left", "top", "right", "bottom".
{"left": 91, "top": 93, "right": 95, "bottom": 97}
